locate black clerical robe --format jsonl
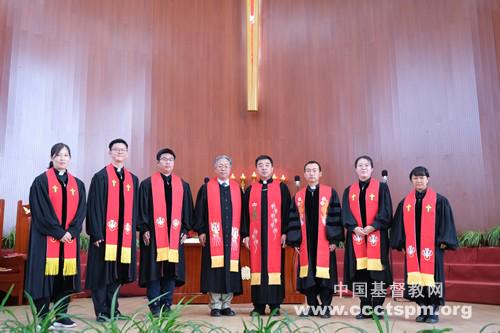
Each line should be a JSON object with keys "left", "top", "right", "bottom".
{"left": 85, "top": 166, "right": 139, "bottom": 289}
{"left": 241, "top": 179, "right": 291, "bottom": 305}
{"left": 137, "top": 174, "right": 193, "bottom": 287}
{"left": 25, "top": 169, "right": 86, "bottom": 299}
{"left": 390, "top": 191, "right": 458, "bottom": 306}
{"left": 193, "top": 182, "right": 243, "bottom": 295}
{"left": 342, "top": 179, "right": 393, "bottom": 288}
{"left": 287, "top": 185, "right": 344, "bottom": 292}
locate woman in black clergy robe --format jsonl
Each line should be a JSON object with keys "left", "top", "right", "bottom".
{"left": 391, "top": 166, "right": 458, "bottom": 324}
{"left": 25, "top": 143, "right": 86, "bottom": 329}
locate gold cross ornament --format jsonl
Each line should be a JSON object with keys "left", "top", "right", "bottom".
{"left": 112, "top": 179, "right": 117, "bottom": 187}
{"left": 351, "top": 194, "right": 356, "bottom": 201}
{"left": 406, "top": 204, "right": 412, "bottom": 212}
{"left": 52, "top": 185, "right": 58, "bottom": 193}
{"left": 126, "top": 184, "right": 131, "bottom": 192}
{"left": 426, "top": 204, "right": 432, "bottom": 213}
{"left": 70, "top": 188, "right": 76, "bottom": 196}
{"left": 369, "top": 193, "right": 375, "bottom": 201}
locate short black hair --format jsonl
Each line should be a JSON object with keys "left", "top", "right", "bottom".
{"left": 304, "top": 160, "right": 321, "bottom": 171}
{"left": 255, "top": 155, "right": 273, "bottom": 166}
{"left": 156, "top": 148, "right": 176, "bottom": 161}
{"left": 409, "top": 166, "right": 430, "bottom": 180}
{"left": 354, "top": 155, "right": 373, "bottom": 168}
{"left": 108, "top": 138, "right": 128, "bottom": 150}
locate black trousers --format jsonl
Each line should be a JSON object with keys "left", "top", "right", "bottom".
{"left": 34, "top": 275, "right": 72, "bottom": 320}
{"left": 355, "top": 269, "right": 386, "bottom": 312}
{"left": 91, "top": 281, "right": 121, "bottom": 317}
{"left": 305, "top": 286, "right": 333, "bottom": 310}
{"left": 252, "top": 303, "right": 280, "bottom": 314}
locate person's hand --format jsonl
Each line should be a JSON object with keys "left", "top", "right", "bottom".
{"left": 143, "top": 231, "right": 151, "bottom": 246}
{"left": 281, "top": 234, "right": 287, "bottom": 248}
{"left": 60, "top": 232, "right": 72, "bottom": 243}
{"left": 180, "top": 233, "right": 187, "bottom": 244}
{"left": 329, "top": 244, "right": 337, "bottom": 252}
{"left": 439, "top": 243, "right": 447, "bottom": 250}
{"left": 354, "top": 227, "right": 367, "bottom": 237}
{"left": 93, "top": 239, "right": 104, "bottom": 247}
{"left": 242, "top": 237, "right": 250, "bottom": 250}
{"left": 198, "top": 233, "right": 206, "bottom": 247}
{"left": 294, "top": 247, "right": 300, "bottom": 254}
{"left": 364, "top": 226, "right": 375, "bottom": 234}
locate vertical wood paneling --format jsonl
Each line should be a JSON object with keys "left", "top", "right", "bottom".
{"left": 0, "top": 0, "right": 499, "bottom": 234}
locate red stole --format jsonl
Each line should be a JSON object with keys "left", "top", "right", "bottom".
{"left": 207, "top": 179, "right": 241, "bottom": 272}
{"left": 104, "top": 164, "right": 134, "bottom": 264}
{"left": 348, "top": 179, "right": 383, "bottom": 271}
{"left": 249, "top": 181, "right": 282, "bottom": 285}
{"left": 45, "top": 168, "right": 78, "bottom": 276}
{"left": 403, "top": 188, "right": 437, "bottom": 286}
{"left": 151, "top": 173, "right": 183, "bottom": 263}
{"left": 296, "top": 185, "right": 332, "bottom": 279}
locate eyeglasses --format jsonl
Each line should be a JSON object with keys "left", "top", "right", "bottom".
{"left": 160, "top": 157, "right": 175, "bottom": 162}
{"left": 111, "top": 148, "right": 128, "bottom": 153}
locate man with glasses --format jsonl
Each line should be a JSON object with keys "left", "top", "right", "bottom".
{"left": 193, "top": 155, "right": 243, "bottom": 316}
{"left": 138, "top": 148, "right": 193, "bottom": 316}
{"left": 86, "top": 138, "right": 139, "bottom": 322}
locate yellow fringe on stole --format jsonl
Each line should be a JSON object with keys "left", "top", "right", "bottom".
{"left": 211, "top": 255, "right": 224, "bottom": 268}
{"left": 268, "top": 273, "right": 281, "bottom": 285}
{"left": 168, "top": 249, "right": 179, "bottom": 263}
{"left": 45, "top": 258, "right": 59, "bottom": 276}
{"left": 251, "top": 273, "right": 261, "bottom": 285}
{"left": 63, "top": 258, "right": 77, "bottom": 276}
{"left": 367, "top": 258, "right": 383, "bottom": 271}
{"left": 356, "top": 257, "right": 367, "bottom": 270}
{"left": 156, "top": 247, "right": 169, "bottom": 261}
{"left": 105, "top": 244, "right": 117, "bottom": 261}
{"left": 121, "top": 247, "right": 131, "bottom": 264}
{"left": 316, "top": 266, "right": 330, "bottom": 279}
{"left": 230, "top": 259, "right": 239, "bottom": 272}
{"left": 299, "top": 265, "right": 308, "bottom": 278}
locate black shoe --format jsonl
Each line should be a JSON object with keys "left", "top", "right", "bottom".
{"left": 250, "top": 309, "right": 265, "bottom": 316}
{"left": 220, "top": 308, "right": 236, "bottom": 316}
{"left": 355, "top": 313, "right": 372, "bottom": 320}
{"left": 415, "top": 315, "right": 427, "bottom": 322}
{"left": 210, "top": 309, "right": 221, "bottom": 317}
{"left": 96, "top": 313, "right": 109, "bottom": 322}
{"left": 270, "top": 308, "right": 280, "bottom": 316}
{"left": 53, "top": 318, "right": 77, "bottom": 328}
{"left": 425, "top": 315, "right": 439, "bottom": 324}
{"left": 299, "top": 309, "right": 312, "bottom": 317}
{"left": 320, "top": 311, "right": 331, "bottom": 319}
{"left": 114, "top": 310, "right": 127, "bottom": 320}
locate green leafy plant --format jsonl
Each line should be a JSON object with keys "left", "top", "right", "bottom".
{"left": 80, "top": 233, "right": 90, "bottom": 252}
{"left": 479, "top": 323, "right": 500, "bottom": 332}
{"left": 416, "top": 328, "right": 453, "bottom": 333}
{"left": 485, "top": 226, "right": 500, "bottom": 247}
{"left": 2, "top": 229, "right": 15, "bottom": 249}
{"left": 458, "top": 231, "right": 485, "bottom": 247}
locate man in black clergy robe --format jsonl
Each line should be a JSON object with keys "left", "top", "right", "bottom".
{"left": 241, "top": 155, "right": 291, "bottom": 316}
{"left": 138, "top": 148, "right": 193, "bottom": 315}
{"left": 342, "top": 155, "right": 393, "bottom": 319}
{"left": 287, "top": 161, "right": 344, "bottom": 318}
{"left": 85, "top": 139, "right": 139, "bottom": 321}
{"left": 193, "top": 155, "right": 243, "bottom": 317}
{"left": 391, "top": 166, "right": 458, "bottom": 324}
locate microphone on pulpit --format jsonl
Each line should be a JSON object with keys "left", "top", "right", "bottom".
{"left": 294, "top": 175, "right": 301, "bottom": 189}
{"left": 381, "top": 170, "right": 388, "bottom": 183}
{"left": 204, "top": 177, "right": 210, "bottom": 184}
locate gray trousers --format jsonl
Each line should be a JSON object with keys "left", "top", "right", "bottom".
{"left": 209, "top": 292, "right": 233, "bottom": 310}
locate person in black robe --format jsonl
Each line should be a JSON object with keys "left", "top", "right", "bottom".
{"left": 287, "top": 161, "right": 344, "bottom": 318}
{"left": 26, "top": 143, "right": 86, "bottom": 329}
{"left": 193, "top": 155, "right": 243, "bottom": 317}
{"left": 138, "top": 148, "right": 193, "bottom": 315}
{"left": 85, "top": 139, "right": 139, "bottom": 321}
{"left": 342, "top": 155, "right": 392, "bottom": 319}
{"left": 241, "top": 155, "right": 291, "bottom": 316}
{"left": 391, "top": 166, "right": 458, "bottom": 324}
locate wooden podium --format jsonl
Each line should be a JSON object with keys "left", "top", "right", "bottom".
{"left": 173, "top": 242, "right": 305, "bottom": 304}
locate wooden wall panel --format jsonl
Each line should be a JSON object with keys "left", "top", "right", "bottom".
{"left": 0, "top": 0, "right": 499, "bottom": 235}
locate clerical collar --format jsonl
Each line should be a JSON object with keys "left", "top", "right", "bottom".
{"left": 113, "top": 165, "right": 123, "bottom": 173}
{"left": 161, "top": 173, "right": 172, "bottom": 181}
{"left": 416, "top": 189, "right": 427, "bottom": 199}
{"left": 359, "top": 178, "right": 371, "bottom": 189}
{"left": 56, "top": 169, "right": 66, "bottom": 176}
{"left": 259, "top": 178, "right": 273, "bottom": 185}
{"left": 217, "top": 178, "right": 229, "bottom": 186}
{"left": 308, "top": 184, "right": 318, "bottom": 191}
